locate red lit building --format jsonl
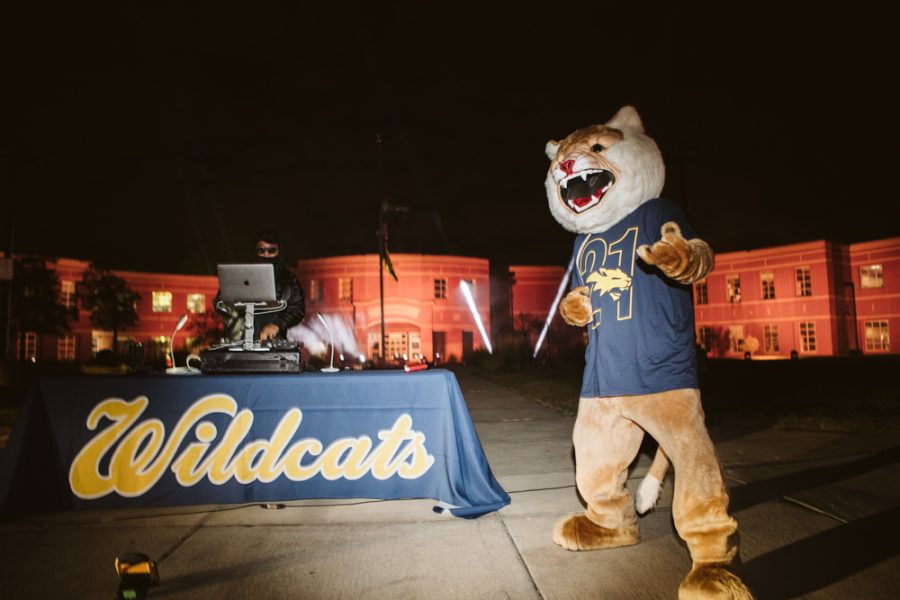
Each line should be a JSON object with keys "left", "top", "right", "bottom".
{"left": 694, "top": 237, "right": 899, "bottom": 358}
{"left": 8, "top": 237, "right": 898, "bottom": 365}
{"left": 15, "top": 257, "right": 218, "bottom": 364}
{"left": 850, "top": 238, "right": 900, "bottom": 354}
{"left": 294, "top": 254, "right": 491, "bottom": 363}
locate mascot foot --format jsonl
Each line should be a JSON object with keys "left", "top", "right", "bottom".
{"left": 553, "top": 513, "right": 640, "bottom": 551}
{"left": 678, "top": 565, "right": 754, "bottom": 600}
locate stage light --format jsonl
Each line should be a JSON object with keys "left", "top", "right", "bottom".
{"left": 460, "top": 280, "right": 492, "bottom": 354}
{"left": 533, "top": 256, "right": 575, "bottom": 358}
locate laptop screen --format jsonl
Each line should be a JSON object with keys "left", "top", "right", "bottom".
{"left": 217, "top": 264, "right": 277, "bottom": 302}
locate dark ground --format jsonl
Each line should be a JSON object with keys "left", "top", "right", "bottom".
{"left": 480, "top": 356, "right": 900, "bottom": 433}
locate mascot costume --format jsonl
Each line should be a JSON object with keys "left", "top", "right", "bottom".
{"left": 545, "top": 106, "right": 753, "bottom": 599}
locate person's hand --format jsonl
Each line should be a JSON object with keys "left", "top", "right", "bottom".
{"left": 259, "top": 324, "right": 280, "bottom": 341}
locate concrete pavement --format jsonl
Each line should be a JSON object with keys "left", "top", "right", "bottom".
{"left": 1, "top": 368, "right": 899, "bottom": 599}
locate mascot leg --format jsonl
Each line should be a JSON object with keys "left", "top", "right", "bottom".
{"left": 554, "top": 396, "right": 643, "bottom": 551}
{"left": 627, "top": 389, "right": 754, "bottom": 600}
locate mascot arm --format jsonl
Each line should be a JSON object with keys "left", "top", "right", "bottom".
{"left": 560, "top": 286, "right": 593, "bottom": 327}
{"left": 637, "top": 222, "right": 715, "bottom": 284}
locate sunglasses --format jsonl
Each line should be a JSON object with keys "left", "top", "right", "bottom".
{"left": 256, "top": 245, "right": 279, "bottom": 256}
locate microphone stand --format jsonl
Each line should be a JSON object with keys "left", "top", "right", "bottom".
{"left": 166, "top": 314, "right": 199, "bottom": 374}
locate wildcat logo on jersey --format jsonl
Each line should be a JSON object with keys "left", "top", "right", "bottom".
{"left": 577, "top": 227, "right": 638, "bottom": 327}
{"left": 586, "top": 268, "right": 632, "bottom": 301}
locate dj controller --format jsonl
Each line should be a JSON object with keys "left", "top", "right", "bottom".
{"left": 200, "top": 340, "right": 303, "bottom": 374}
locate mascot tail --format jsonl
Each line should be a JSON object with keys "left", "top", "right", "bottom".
{"left": 635, "top": 447, "right": 669, "bottom": 515}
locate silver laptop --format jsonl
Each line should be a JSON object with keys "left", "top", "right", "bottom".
{"left": 217, "top": 264, "right": 277, "bottom": 302}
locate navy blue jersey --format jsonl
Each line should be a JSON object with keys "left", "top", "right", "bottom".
{"left": 570, "top": 198, "right": 699, "bottom": 397}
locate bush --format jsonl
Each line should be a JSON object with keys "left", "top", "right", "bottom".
{"left": 469, "top": 330, "right": 533, "bottom": 373}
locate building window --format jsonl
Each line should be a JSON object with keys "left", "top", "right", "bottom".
{"left": 152, "top": 291, "right": 173, "bottom": 313}
{"left": 338, "top": 278, "right": 353, "bottom": 301}
{"left": 864, "top": 320, "right": 890, "bottom": 351}
{"left": 186, "top": 293, "right": 206, "bottom": 314}
{"left": 795, "top": 267, "right": 812, "bottom": 297}
{"left": 800, "top": 321, "right": 816, "bottom": 352}
{"left": 434, "top": 278, "right": 448, "bottom": 299}
{"left": 18, "top": 332, "right": 37, "bottom": 361}
{"left": 760, "top": 272, "right": 776, "bottom": 300}
{"left": 726, "top": 276, "right": 741, "bottom": 303}
{"left": 697, "top": 326, "right": 713, "bottom": 352}
{"left": 764, "top": 324, "right": 780, "bottom": 353}
{"left": 309, "top": 279, "right": 323, "bottom": 302}
{"left": 60, "top": 280, "right": 76, "bottom": 309}
{"left": 694, "top": 280, "right": 708, "bottom": 305}
{"left": 57, "top": 334, "right": 77, "bottom": 361}
{"left": 860, "top": 264, "right": 883, "bottom": 289}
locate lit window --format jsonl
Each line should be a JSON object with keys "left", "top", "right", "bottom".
{"left": 800, "top": 322, "right": 816, "bottom": 352}
{"left": 764, "top": 324, "right": 780, "bottom": 353}
{"left": 18, "top": 332, "right": 37, "bottom": 361}
{"left": 338, "top": 278, "right": 353, "bottom": 301}
{"left": 697, "top": 326, "right": 713, "bottom": 351}
{"left": 309, "top": 279, "right": 323, "bottom": 302}
{"left": 186, "top": 293, "right": 206, "bottom": 314}
{"left": 795, "top": 268, "right": 812, "bottom": 297}
{"left": 434, "top": 278, "right": 447, "bottom": 299}
{"left": 60, "top": 280, "right": 76, "bottom": 309}
{"left": 865, "top": 320, "right": 890, "bottom": 351}
{"left": 726, "top": 276, "right": 741, "bottom": 303}
{"left": 694, "top": 280, "right": 708, "bottom": 305}
{"left": 57, "top": 334, "right": 76, "bottom": 361}
{"left": 152, "top": 291, "right": 173, "bottom": 313}
{"left": 760, "top": 272, "right": 775, "bottom": 300}
{"left": 860, "top": 265, "right": 883, "bottom": 289}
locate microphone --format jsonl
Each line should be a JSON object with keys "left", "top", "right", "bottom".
{"left": 317, "top": 313, "right": 340, "bottom": 373}
{"left": 166, "top": 314, "right": 198, "bottom": 374}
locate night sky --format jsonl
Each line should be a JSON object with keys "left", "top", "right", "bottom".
{"left": 6, "top": 3, "right": 897, "bottom": 274}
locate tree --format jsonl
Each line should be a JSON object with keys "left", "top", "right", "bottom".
{"left": 78, "top": 264, "right": 140, "bottom": 354}
{"left": 185, "top": 310, "right": 224, "bottom": 352}
{"left": 10, "top": 256, "right": 74, "bottom": 359}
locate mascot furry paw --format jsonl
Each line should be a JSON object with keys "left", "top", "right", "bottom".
{"left": 545, "top": 106, "right": 753, "bottom": 600}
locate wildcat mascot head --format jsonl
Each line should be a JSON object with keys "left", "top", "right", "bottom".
{"left": 544, "top": 107, "right": 754, "bottom": 600}
{"left": 545, "top": 106, "right": 663, "bottom": 234}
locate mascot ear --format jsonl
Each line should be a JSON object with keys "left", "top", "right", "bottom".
{"left": 606, "top": 106, "right": 645, "bottom": 133}
{"left": 545, "top": 140, "right": 560, "bottom": 160}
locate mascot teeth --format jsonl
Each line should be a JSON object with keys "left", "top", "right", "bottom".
{"left": 559, "top": 169, "right": 615, "bottom": 213}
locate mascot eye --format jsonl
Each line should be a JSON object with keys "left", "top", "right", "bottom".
{"left": 591, "top": 143, "right": 605, "bottom": 153}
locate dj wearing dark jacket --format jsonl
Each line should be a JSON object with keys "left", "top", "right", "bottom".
{"left": 215, "top": 229, "right": 306, "bottom": 342}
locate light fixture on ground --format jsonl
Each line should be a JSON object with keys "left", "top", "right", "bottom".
{"left": 317, "top": 313, "right": 340, "bottom": 373}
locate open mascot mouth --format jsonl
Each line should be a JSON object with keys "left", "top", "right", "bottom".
{"left": 559, "top": 169, "right": 615, "bottom": 213}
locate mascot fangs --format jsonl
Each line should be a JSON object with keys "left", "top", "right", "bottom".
{"left": 546, "top": 106, "right": 753, "bottom": 600}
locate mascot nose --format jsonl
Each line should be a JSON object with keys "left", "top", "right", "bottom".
{"left": 559, "top": 160, "right": 575, "bottom": 176}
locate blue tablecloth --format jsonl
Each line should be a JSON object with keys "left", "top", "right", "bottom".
{"left": 0, "top": 369, "right": 509, "bottom": 518}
